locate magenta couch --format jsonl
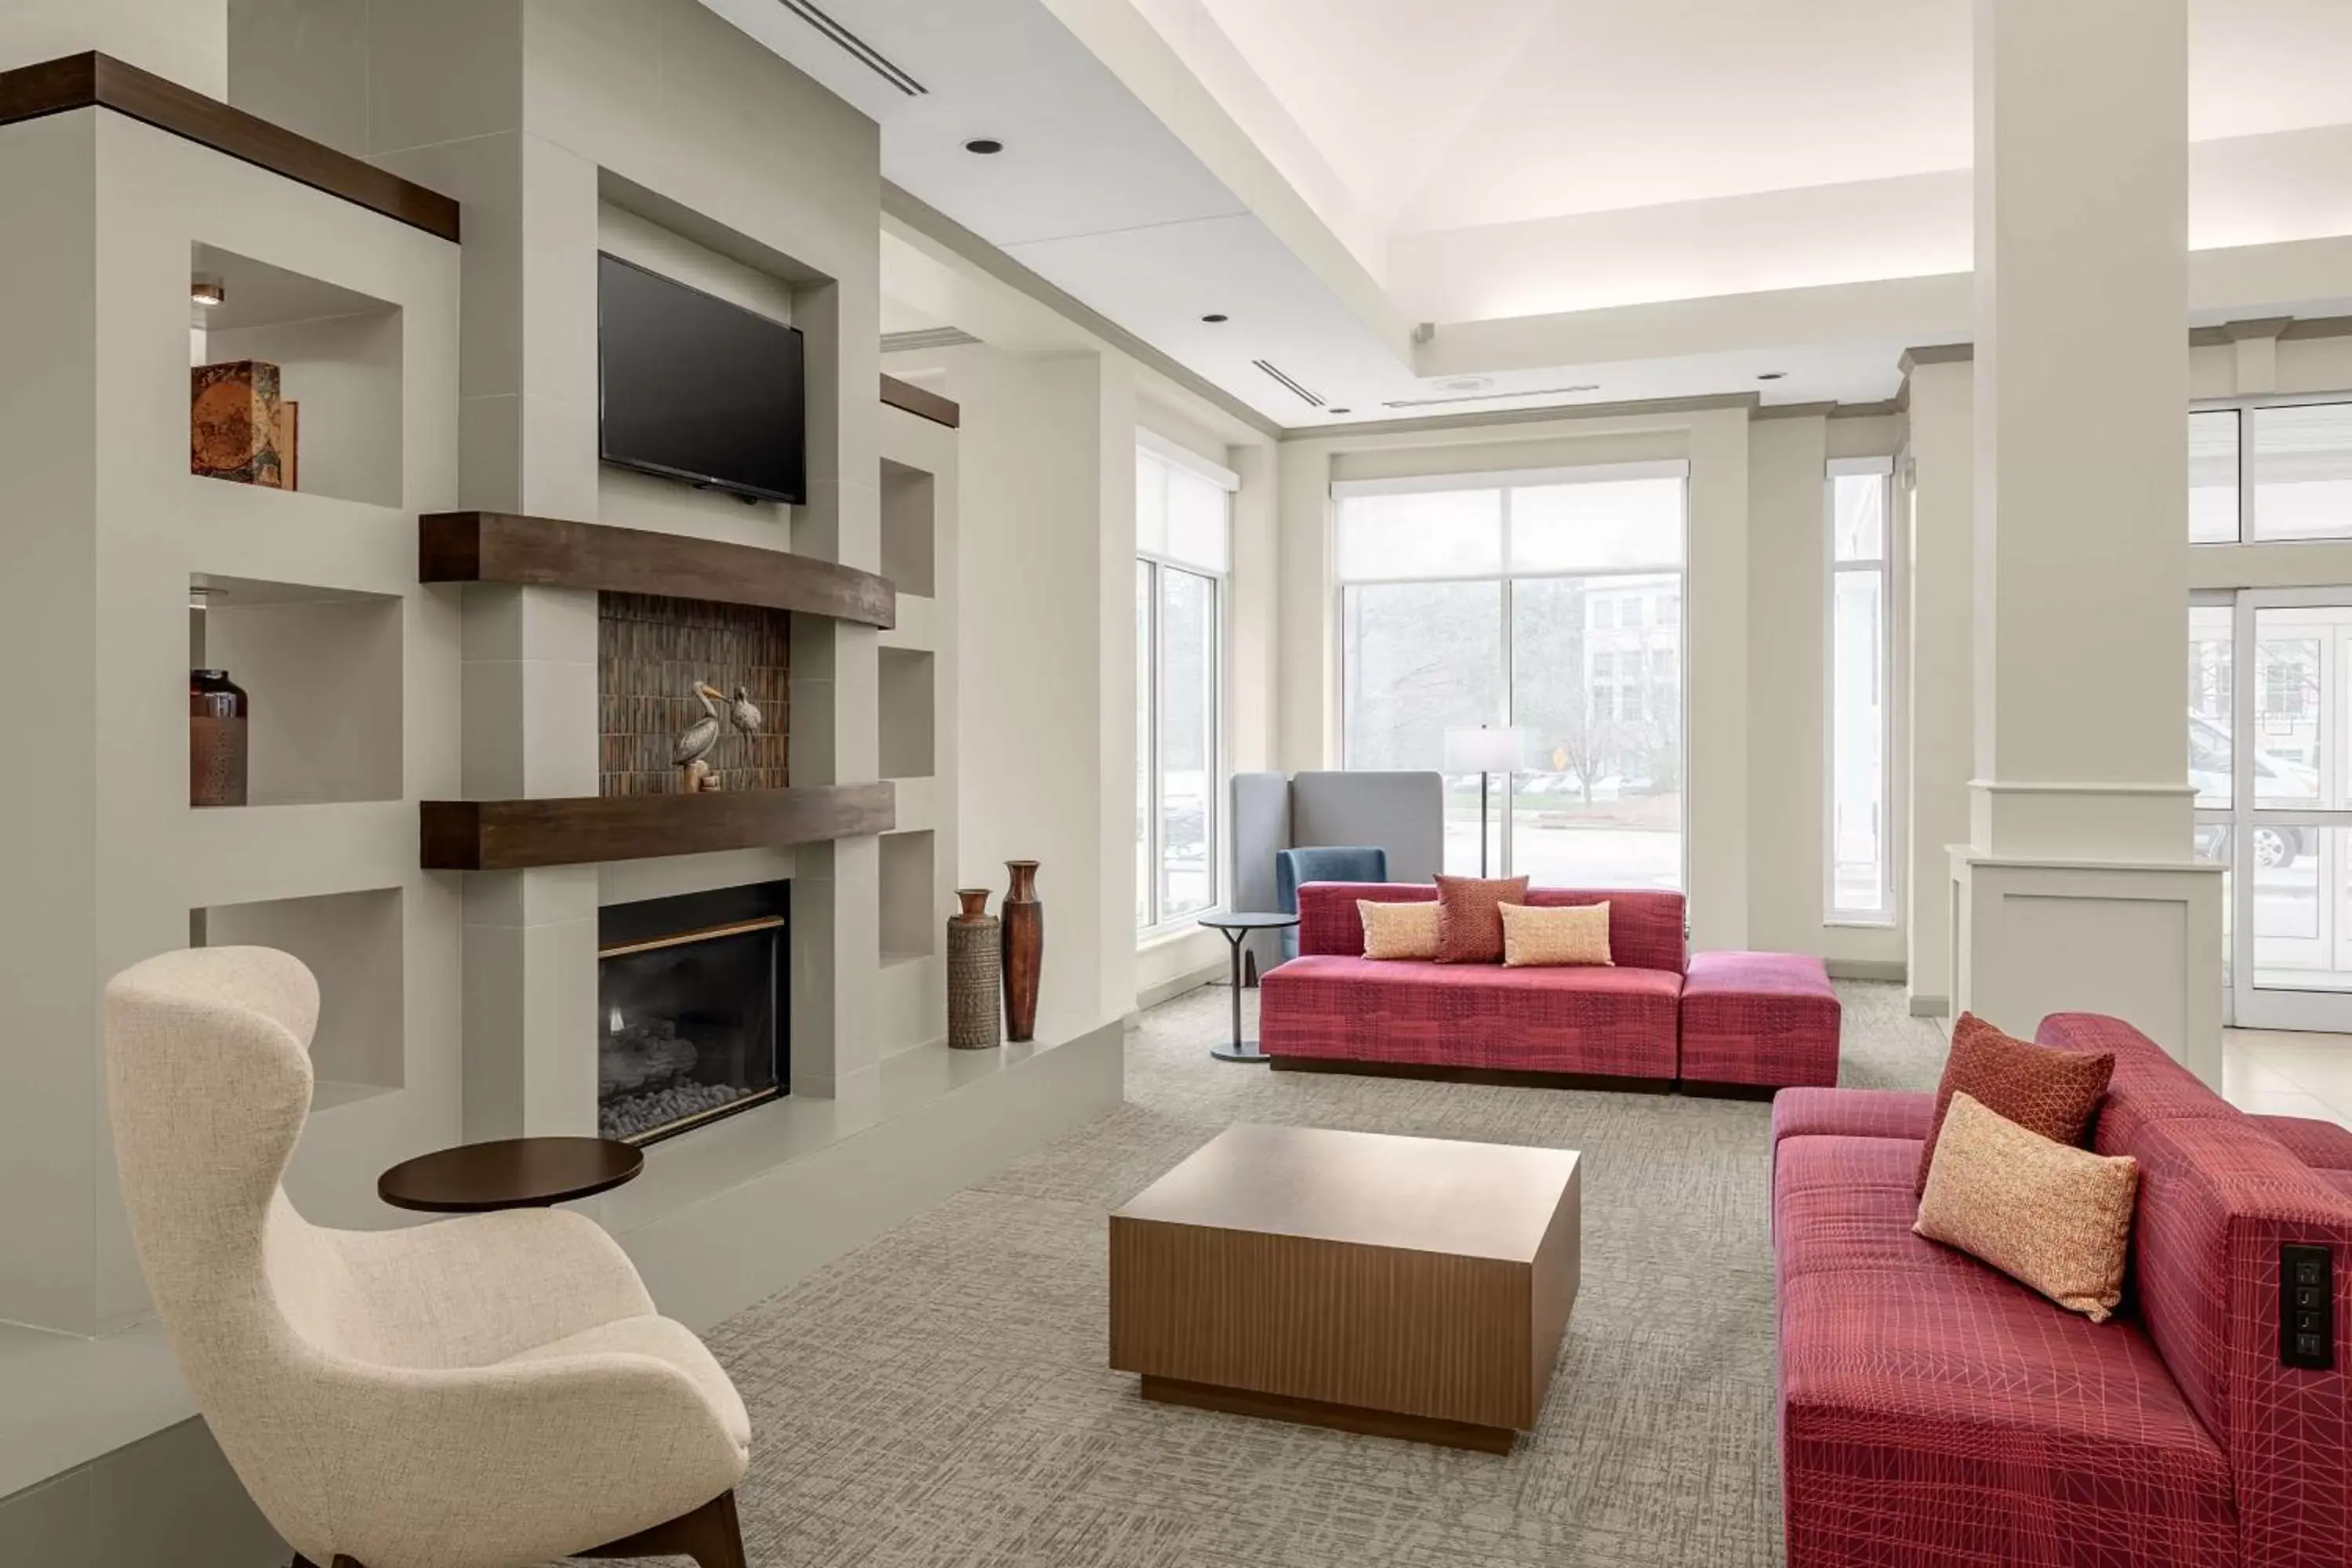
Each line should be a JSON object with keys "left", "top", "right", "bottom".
{"left": 1258, "top": 881, "right": 1841, "bottom": 1088}
{"left": 1773, "top": 1013, "right": 2352, "bottom": 1568}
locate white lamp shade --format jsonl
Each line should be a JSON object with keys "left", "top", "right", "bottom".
{"left": 1443, "top": 725, "right": 1526, "bottom": 773}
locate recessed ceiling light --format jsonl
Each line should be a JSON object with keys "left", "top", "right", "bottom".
{"left": 191, "top": 278, "right": 224, "bottom": 307}
{"left": 1200, "top": 313, "right": 1229, "bottom": 324}
{"left": 1757, "top": 371, "right": 1787, "bottom": 380}
{"left": 964, "top": 138, "right": 1003, "bottom": 154}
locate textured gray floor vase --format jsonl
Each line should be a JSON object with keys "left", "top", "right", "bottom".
{"left": 664, "top": 981, "right": 1947, "bottom": 1568}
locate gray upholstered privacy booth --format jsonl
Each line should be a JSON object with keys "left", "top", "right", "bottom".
{"left": 1230, "top": 771, "right": 1443, "bottom": 972}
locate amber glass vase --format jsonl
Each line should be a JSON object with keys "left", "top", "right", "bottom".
{"left": 190, "top": 669, "right": 249, "bottom": 808}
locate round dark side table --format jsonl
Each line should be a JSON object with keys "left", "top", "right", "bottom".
{"left": 1199, "top": 911, "right": 1300, "bottom": 1063}
{"left": 378, "top": 1135, "right": 644, "bottom": 1214}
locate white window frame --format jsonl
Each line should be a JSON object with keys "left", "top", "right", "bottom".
{"left": 1329, "top": 459, "right": 1690, "bottom": 886}
{"left": 1137, "top": 441, "right": 1234, "bottom": 938}
{"left": 1824, "top": 456, "right": 1898, "bottom": 927}
{"left": 2190, "top": 393, "right": 2352, "bottom": 547}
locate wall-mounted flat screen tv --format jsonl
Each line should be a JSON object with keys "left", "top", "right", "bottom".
{"left": 597, "top": 251, "right": 806, "bottom": 505}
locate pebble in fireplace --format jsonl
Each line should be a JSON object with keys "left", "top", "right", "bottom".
{"left": 597, "top": 882, "right": 788, "bottom": 1145}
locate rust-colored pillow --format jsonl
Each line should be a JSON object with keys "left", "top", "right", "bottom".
{"left": 1915, "top": 1091, "right": 2140, "bottom": 1322}
{"left": 1432, "top": 874, "right": 1530, "bottom": 964}
{"left": 1915, "top": 1012, "right": 2113, "bottom": 1195}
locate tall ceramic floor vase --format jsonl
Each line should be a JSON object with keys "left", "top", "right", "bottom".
{"left": 1001, "top": 860, "right": 1043, "bottom": 1044}
{"left": 947, "top": 889, "right": 1002, "bottom": 1051}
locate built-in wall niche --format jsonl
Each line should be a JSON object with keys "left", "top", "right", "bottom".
{"left": 880, "top": 458, "right": 937, "bottom": 599}
{"left": 191, "top": 574, "right": 402, "bottom": 807}
{"left": 192, "top": 887, "right": 405, "bottom": 1097}
{"left": 878, "top": 646, "right": 936, "bottom": 779}
{"left": 878, "top": 829, "right": 937, "bottom": 967}
{"left": 188, "top": 242, "right": 403, "bottom": 509}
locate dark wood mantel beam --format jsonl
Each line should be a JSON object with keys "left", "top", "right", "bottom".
{"left": 419, "top": 511, "right": 897, "bottom": 629}
{"left": 0, "top": 52, "right": 460, "bottom": 241}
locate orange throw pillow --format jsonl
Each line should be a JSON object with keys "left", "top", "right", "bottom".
{"left": 1432, "top": 875, "right": 1529, "bottom": 964}
{"left": 1915, "top": 1012, "right": 2113, "bottom": 1195}
{"left": 1915, "top": 1091, "right": 2140, "bottom": 1322}
{"left": 1358, "top": 898, "right": 1441, "bottom": 960}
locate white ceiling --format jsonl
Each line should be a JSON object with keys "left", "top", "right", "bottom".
{"left": 706, "top": 0, "right": 2352, "bottom": 431}
{"left": 1181, "top": 0, "right": 2352, "bottom": 241}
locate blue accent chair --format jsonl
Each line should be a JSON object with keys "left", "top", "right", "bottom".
{"left": 1274, "top": 846, "right": 1389, "bottom": 962}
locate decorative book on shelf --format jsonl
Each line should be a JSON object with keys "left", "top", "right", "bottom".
{"left": 192, "top": 360, "right": 297, "bottom": 488}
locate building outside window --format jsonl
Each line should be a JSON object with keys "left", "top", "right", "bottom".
{"left": 1827, "top": 459, "right": 1895, "bottom": 924}
{"left": 1334, "top": 463, "right": 1686, "bottom": 885}
{"left": 1137, "top": 438, "right": 1233, "bottom": 934}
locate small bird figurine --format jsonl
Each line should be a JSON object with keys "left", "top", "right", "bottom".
{"left": 672, "top": 683, "right": 728, "bottom": 768}
{"left": 728, "top": 685, "right": 763, "bottom": 735}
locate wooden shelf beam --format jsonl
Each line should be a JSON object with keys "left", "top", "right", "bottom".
{"left": 0, "top": 53, "right": 460, "bottom": 241}
{"left": 420, "top": 783, "right": 896, "bottom": 871}
{"left": 419, "top": 510, "right": 895, "bottom": 629}
{"left": 880, "top": 373, "right": 959, "bottom": 429}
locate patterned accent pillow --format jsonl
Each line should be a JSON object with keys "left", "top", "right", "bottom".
{"left": 1432, "top": 875, "right": 1530, "bottom": 964}
{"left": 1358, "top": 899, "right": 1440, "bottom": 960}
{"left": 1497, "top": 902, "right": 1612, "bottom": 967}
{"left": 1915, "top": 1091, "right": 2140, "bottom": 1322}
{"left": 1915, "top": 1012, "right": 2113, "bottom": 1195}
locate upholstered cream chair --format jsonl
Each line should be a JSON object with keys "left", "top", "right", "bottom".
{"left": 104, "top": 946, "right": 752, "bottom": 1568}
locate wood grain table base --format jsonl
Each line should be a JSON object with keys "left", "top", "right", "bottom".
{"left": 1140, "top": 1375, "right": 1516, "bottom": 1454}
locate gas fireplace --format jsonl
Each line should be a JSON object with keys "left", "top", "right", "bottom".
{"left": 597, "top": 882, "right": 788, "bottom": 1145}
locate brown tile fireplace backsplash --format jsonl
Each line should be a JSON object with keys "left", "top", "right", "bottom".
{"left": 599, "top": 590, "right": 790, "bottom": 797}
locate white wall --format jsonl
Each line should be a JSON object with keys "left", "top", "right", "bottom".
{"left": 927, "top": 347, "right": 1134, "bottom": 1040}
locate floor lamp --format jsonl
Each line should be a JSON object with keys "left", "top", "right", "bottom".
{"left": 1443, "top": 724, "right": 1526, "bottom": 878}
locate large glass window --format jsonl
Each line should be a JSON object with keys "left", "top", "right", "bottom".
{"left": 1828, "top": 462, "right": 1893, "bottom": 923}
{"left": 1137, "top": 445, "right": 1230, "bottom": 932}
{"left": 1337, "top": 465, "right": 1686, "bottom": 885}
{"left": 2190, "top": 401, "right": 2352, "bottom": 545}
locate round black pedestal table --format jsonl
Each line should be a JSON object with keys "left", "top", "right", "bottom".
{"left": 1197, "top": 912, "right": 1301, "bottom": 1063}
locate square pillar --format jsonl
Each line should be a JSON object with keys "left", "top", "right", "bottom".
{"left": 1954, "top": 0, "right": 2220, "bottom": 1077}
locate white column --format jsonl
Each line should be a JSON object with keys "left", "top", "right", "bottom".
{"left": 1953, "top": 0, "right": 2220, "bottom": 1077}
{"left": 1904, "top": 353, "right": 1973, "bottom": 1017}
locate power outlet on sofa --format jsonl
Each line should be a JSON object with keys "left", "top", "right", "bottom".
{"left": 2281, "top": 1243, "right": 2335, "bottom": 1370}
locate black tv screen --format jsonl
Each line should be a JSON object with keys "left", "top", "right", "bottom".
{"left": 597, "top": 252, "right": 806, "bottom": 504}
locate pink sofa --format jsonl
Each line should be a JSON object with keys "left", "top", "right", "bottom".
{"left": 1259, "top": 882, "right": 1839, "bottom": 1089}
{"left": 1773, "top": 1014, "right": 2352, "bottom": 1567}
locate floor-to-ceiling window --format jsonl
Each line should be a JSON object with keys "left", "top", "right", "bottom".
{"left": 1137, "top": 441, "right": 1232, "bottom": 933}
{"left": 2189, "top": 397, "right": 2352, "bottom": 1028}
{"left": 1335, "top": 463, "right": 1687, "bottom": 884}
{"left": 1828, "top": 459, "right": 1895, "bottom": 923}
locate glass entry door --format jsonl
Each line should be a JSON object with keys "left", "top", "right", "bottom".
{"left": 2199, "top": 588, "right": 2352, "bottom": 1029}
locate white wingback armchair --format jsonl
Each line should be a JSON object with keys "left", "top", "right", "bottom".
{"left": 104, "top": 947, "right": 752, "bottom": 1568}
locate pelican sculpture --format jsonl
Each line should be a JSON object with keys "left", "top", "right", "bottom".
{"left": 672, "top": 684, "right": 728, "bottom": 768}
{"left": 728, "top": 686, "right": 763, "bottom": 735}
{"left": 673, "top": 680, "right": 764, "bottom": 793}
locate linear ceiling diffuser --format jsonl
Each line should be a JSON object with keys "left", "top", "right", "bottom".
{"left": 774, "top": 0, "right": 927, "bottom": 96}
{"left": 1252, "top": 359, "right": 1325, "bottom": 408}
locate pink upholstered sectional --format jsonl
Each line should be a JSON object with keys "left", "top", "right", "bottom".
{"left": 1773, "top": 1013, "right": 2352, "bottom": 1568}
{"left": 1258, "top": 881, "right": 1840, "bottom": 1089}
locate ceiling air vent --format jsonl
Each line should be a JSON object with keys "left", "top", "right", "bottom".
{"left": 1381, "top": 383, "right": 1600, "bottom": 409}
{"left": 774, "top": 0, "right": 927, "bottom": 96}
{"left": 882, "top": 326, "right": 980, "bottom": 353}
{"left": 1252, "top": 359, "right": 1325, "bottom": 408}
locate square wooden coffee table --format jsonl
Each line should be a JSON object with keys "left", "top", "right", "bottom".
{"left": 1108, "top": 1123, "right": 1581, "bottom": 1453}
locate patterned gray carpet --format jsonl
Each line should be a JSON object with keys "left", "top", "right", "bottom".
{"left": 690, "top": 982, "right": 1947, "bottom": 1568}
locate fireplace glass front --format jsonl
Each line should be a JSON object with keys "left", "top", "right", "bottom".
{"left": 598, "top": 904, "right": 784, "bottom": 1145}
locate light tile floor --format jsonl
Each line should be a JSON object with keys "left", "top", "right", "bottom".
{"left": 2223, "top": 1028, "right": 2352, "bottom": 1127}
